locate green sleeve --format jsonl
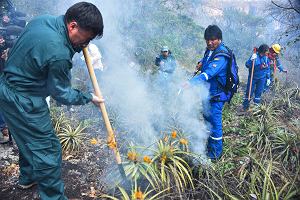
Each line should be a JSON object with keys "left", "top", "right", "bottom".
{"left": 47, "top": 59, "right": 92, "bottom": 105}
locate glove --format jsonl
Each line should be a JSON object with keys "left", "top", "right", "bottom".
{"left": 251, "top": 53, "right": 257, "bottom": 60}
{"left": 266, "top": 79, "right": 271, "bottom": 86}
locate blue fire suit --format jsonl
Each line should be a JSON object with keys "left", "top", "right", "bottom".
{"left": 190, "top": 43, "right": 230, "bottom": 159}
{"left": 155, "top": 53, "right": 176, "bottom": 75}
{"left": 155, "top": 53, "right": 176, "bottom": 97}
{"left": 243, "top": 54, "right": 270, "bottom": 109}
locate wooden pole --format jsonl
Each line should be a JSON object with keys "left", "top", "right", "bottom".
{"left": 82, "top": 47, "right": 125, "bottom": 177}
{"left": 248, "top": 48, "right": 257, "bottom": 101}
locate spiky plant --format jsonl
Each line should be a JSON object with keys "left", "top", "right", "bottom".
{"left": 101, "top": 179, "right": 168, "bottom": 200}
{"left": 57, "top": 122, "right": 88, "bottom": 152}
{"left": 247, "top": 101, "right": 281, "bottom": 150}
{"left": 289, "top": 86, "right": 300, "bottom": 101}
{"left": 289, "top": 118, "right": 300, "bottom": 135}
{"left": 251, "top": 101, "right": 281, "bottom": 124}
{"left": 195, "top": 153, "right": 299, "bottom": 200}
{"left": 123, "top": 148, "right": 161, "bottom": 189}
{"left": 273, "top": 85, "right": 300, "bottom": 113}
{"left": 247, "top": 158, "right": 299, "bottom": 200}
{"left": 50, "top": 107, "right": 70, "bottom": 134}
{"left": 162, "top": 130, "right": 190, "bottom": 152}
{"left": 150, "top": 140, "right": 194, "bottom": 193}
{"left": 271, "top": 129, "right": 300, "bottom": 167}
{"left": 247, "top": 120, "right": 275, "bottom": 150}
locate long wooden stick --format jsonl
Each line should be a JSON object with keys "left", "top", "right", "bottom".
{"left": 248, "top": 48, "right": 256, "bottom": 101}
{"left": 83, "top": 47, "right": 125, "bottom": 176}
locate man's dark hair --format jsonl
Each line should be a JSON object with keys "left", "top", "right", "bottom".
{"left": 204, "top": 25, "right": 222, "bottom": 40}
{"left": 65, "top": 2, "right": 104, "bottom": 38}
{"left": 258, "top": 44, "right": 269, "bottom": 54}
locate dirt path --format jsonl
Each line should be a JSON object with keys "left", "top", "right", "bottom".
{"left": 0, "top": 142, "right": 110, "bottom": 200}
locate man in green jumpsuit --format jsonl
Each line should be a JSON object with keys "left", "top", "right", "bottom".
{"left": 0, "top": 2, "right": 104, "bottom": 199}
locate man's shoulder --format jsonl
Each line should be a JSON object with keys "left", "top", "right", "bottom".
{"left": 29, "top": 16, "right": 67, "bottom": 47}
{"left": 213, "top": 45, "right": 231, "bottom": 60}
{"left": 28, "top": 14, "right": 56, "bottom": 26}
{"left": 156, "top": 54, "right": 164, "bottom": 60}
{"left": 216, "top": 44, "right": 230, "bottom": 54}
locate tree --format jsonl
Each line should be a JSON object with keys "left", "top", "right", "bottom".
{"left": 219, "top": 7, "right": 267, "bottom": 61}
{"left": 121, "top": 0, "right": 206, "bottom": 72}
{"left": 268, "top": 0, "right": 300, "bottom": 66}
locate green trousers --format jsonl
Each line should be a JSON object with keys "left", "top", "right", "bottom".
{"left": 0, "top": 75, "right": 67, "bottom": 200}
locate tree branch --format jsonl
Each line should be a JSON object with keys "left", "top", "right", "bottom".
{"left": 271, "top": 0, "right": 300, "bottom": 14}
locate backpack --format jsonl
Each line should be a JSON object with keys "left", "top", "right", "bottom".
{"left": 210, "top": 46, "right": 239, "bottom": 103}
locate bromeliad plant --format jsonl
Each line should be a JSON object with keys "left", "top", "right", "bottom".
{"left": 150, "top": 138, "right": 194, "bottom": 193}
{"left": 101, "top": 179, "right": 168, "bottom": 200}
{"left": 247, "top": 101, "right": 281, "bottom": 150}
{"left": 123, "top": 147, "right": 161, "bottom": 189}
{"left": 57, "top": 122, "right": 88, "bottom": 152}
{"left": 122, "top": 130, "right": 194, "bottom": 194}
{"left": 50, "top": 107, "right": 70, "bottom": 134}
{"left": 50, "top": 106, "right": 89, "bottom": 153}
{"left": 251, "top": 101, "right": 282, "bottom": 125}
{"left": 247, "top": 158, "right": 299, "bottom": 200}
{"left": 271, "top": 129, "right": 300, "bottom": 168}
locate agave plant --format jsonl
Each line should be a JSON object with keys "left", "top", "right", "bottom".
{"left": 57, "top": 122, "right": 88, "bottom": 152}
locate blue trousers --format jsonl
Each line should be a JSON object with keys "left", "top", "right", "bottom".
{"left": 203, "top": 101, "right": 225, "bottom": 159}
{"left": 243, "top": 77, "right": 266, "bottom": 109}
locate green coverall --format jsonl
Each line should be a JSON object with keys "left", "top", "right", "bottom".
{"left": 0, "top": 15, "right": 92, "bottom": 200}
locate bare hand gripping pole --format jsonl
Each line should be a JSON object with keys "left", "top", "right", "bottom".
{"left": 83, "top": 47, "right": 126, "bottom": 178}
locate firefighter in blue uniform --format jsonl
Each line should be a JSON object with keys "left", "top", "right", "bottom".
{"left": 189, "top": 25, "right": 231, "bottom": 160}
{"left": 155, "top": 46, "right": 176, "bottom": 97}
{"left": 0, "top": 2, "right": 103, "bottom": 199}
{"left": 155, "top": 46, "right": 176, "bottom": 76}
{"left": 243, "top": 44, "right": 270, "bottom": 110}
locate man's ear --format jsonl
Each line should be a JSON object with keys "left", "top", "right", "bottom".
{"left": 68, "top": 21, "right": 78, "bottom": 31}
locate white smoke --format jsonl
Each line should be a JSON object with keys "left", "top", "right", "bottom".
{"left": 58, "top": 0, "right": 210, "bottom": 157}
